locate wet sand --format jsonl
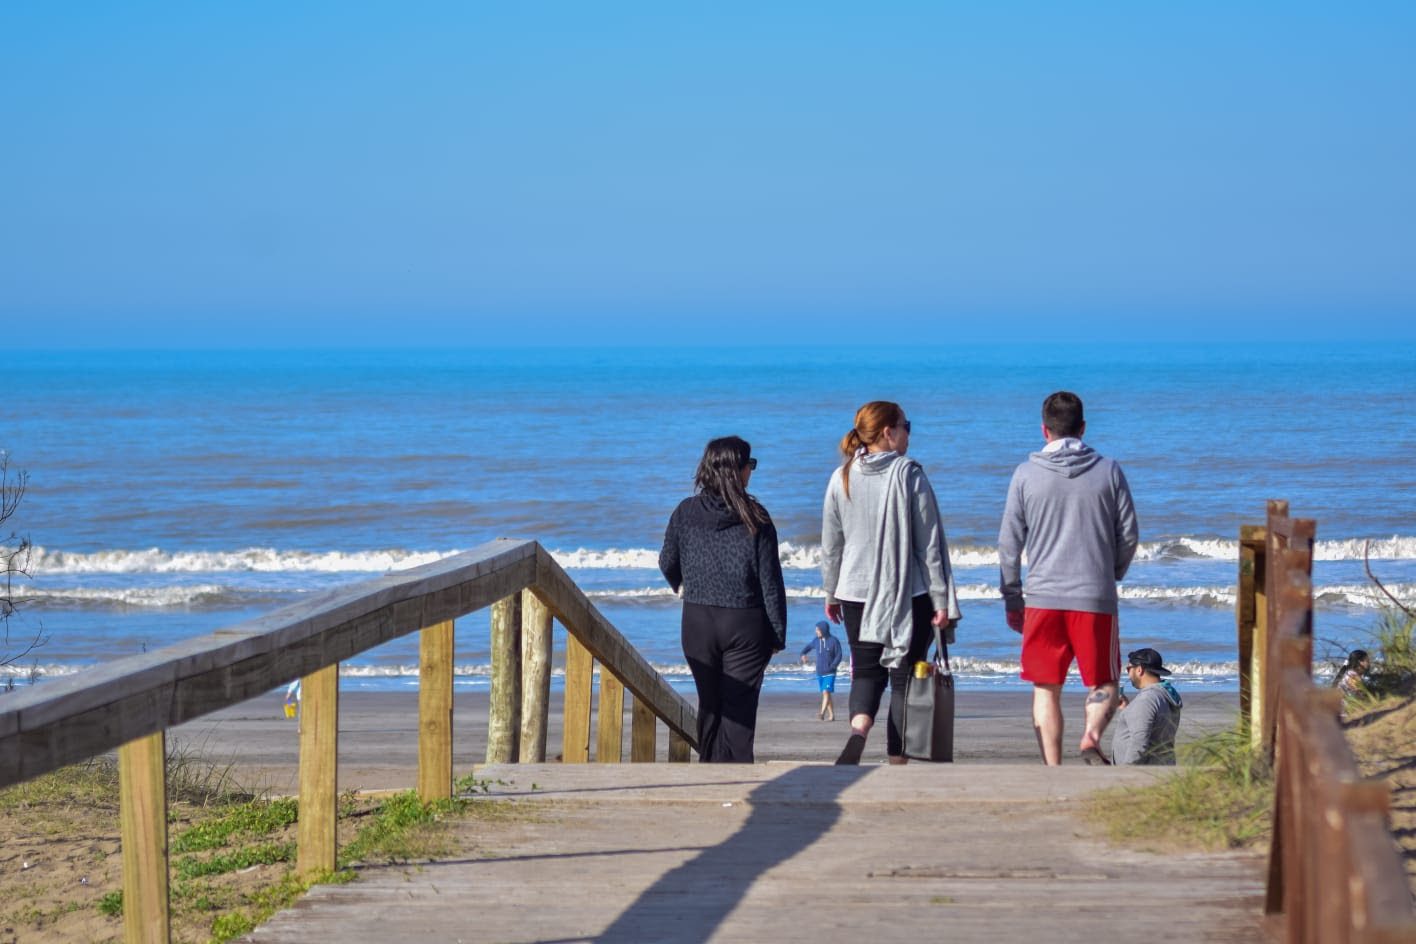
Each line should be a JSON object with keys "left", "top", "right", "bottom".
{"left": 169, "top": 688, "right": 1241, "bottom": 794}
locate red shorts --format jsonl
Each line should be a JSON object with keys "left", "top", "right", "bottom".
{"left": 1020, "top": 608, "right": 1120, "bottom": 687}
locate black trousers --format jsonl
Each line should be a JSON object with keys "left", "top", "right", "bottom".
{"left": 681, "top": 602, "right": 775, "bottom": 763}
{"left": 841, "top": 595, "right": 935, "bottom": 757}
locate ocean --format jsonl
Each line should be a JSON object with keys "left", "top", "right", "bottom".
{"left": 3, "top": 344, "right": 1413, "bottom": 697}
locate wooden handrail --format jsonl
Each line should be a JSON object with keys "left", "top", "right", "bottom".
{"left": 0, "top": 538, "right": 695, "bottom": 787}
{"left": 1237, "top": 503, "right": 1415, "bottom": 943}
{"left": 0, "top": 539, "right": 698, "bottom": 943}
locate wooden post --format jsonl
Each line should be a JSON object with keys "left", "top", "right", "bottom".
{"left": 418, "top": 620, "right": 454, "bottom": 802}
{"left": 487, "top": 594, "right": 523, "bottom": 763}
{"left": 1237, "top": 525, "right": 1262, "bottom": 736}
{"left": 1262, "top": 500, "right": 1291, "bottom": 760}
{"left": 668, "top": 729, "right": 691, "bottom": 763}
{"left": 297, "top": 663, "right": 339, "bottom": 877}
{"left": 630, "top": 696, "right": 657, "bottom": 762}
{"left": 520, "top": 591, "right": 553, "bottom": 762}
{"left": 119, "top": 731, "right": 169, "bottom": 944}
{"left": 563, "top": 634, "right": 593, "bottom": 763}
{"left": 597, "top": 671, "right": 625, "bottom": 763}
{"left": 1251, "top": 563, "right": 1269, "bottom": 752}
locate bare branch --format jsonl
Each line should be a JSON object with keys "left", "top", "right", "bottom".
{"left": 1364, "top": 539, "right": 1416, "bottom": 619}
{"left": 0, "top": 452, "right": 44, "bottom": 670}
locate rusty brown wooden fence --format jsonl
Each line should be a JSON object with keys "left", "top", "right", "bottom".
{"left": 0, "top": 539, "right": 697, "bottom": 944}
{"left": 1238, "top": 501, "right": 1415, "bottom": 944}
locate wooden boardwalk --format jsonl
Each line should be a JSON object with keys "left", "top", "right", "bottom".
{"left": 242, "top": 762, "right": 1270, "bottom": 944}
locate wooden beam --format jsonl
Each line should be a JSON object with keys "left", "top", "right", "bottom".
{"left": 597, "top": 671, "right": 625, "bottom": 763}
{"left": 531, "top": 546, "right": 697, "bottom": 749}
{"left": 630, "top": 696, "right": 656, "bottom": 762}
{"left": 0, "top": 539, "right": 538, "bottom": 788}
{"left": 563, "top": 635, "right": 593, "bottom": 764}
{"left": 1236, "top": 534, "right": 1257, "bottom": 732}
{"left": 487, "top": 594, "right": 523, "bottom": 764}
{"left": 297, "top": 663, "right": 339, "bottom": 877}
{"left": 417, "top": 620, "right": 454, "bottom": 802}
{"left": 668, "top": 729, "right": 691, "bottom": 763}
{"left": 519, "top": 590, "right": 553, "bottom": 763}
{"left": 118, "top": 731, "right": 169, "bottom": 944}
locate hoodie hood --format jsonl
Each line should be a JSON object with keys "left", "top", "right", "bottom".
{"left": 855, "top": 450, "right": 905, "bottom": 476}
{"left": 1159, "top": 679, "right": 1183, "bottom": 708}
{"left": 694, "top": 492, "right": 747, "bottom": 531}
{"left": 1028, "top": 439, "right": 1102, "bottom": 478}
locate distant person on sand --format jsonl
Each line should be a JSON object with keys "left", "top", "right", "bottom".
{"left": 800, "top": 620, "right": 844, "bottom": 721}
{"left": 1333, "top": 649, "right": 1371, "bottom": 701}
{"left": 1111, "top": 648, "right": 1182, "bottom": 765}
{"left": 660, "top": 436, "right": 787, "bottom": 763}
{"left": 822, "top": 401, "right": 961, "bottom": 765}
{"left": 998, "top": 391, "right": 1139, "bottom": 766}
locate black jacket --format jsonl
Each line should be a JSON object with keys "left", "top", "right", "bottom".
{"left": 659, "top": 493, "right": 788, "bottom": 648}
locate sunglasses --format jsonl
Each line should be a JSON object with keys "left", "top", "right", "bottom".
{"left": 744, "top": 457, "right": 758, "bottom": 470}
{"left": 899, "top": 420, "right": 911, "bottom": 433}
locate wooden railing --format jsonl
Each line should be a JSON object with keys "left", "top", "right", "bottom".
{"left": 0, "top": 539, "right": 697, "bottom": 943}
{"left": 1237, "top": 501, "right": 1415, "bottom": 943}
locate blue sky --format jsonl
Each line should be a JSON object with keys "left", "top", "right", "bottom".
{"left": 2, "top": 3, "right": 1413, "bottom": 347}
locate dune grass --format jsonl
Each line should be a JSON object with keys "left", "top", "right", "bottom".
{"left": 1087, "top": 724, "right": 1274, "bottom": 852}
{"left": 1092, "top": 607, "right": 1416, "bottom": 856}
{"left": 0, "top": 748, "right": 530, "bottom": 944}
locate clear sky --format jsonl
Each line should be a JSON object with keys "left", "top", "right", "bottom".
{"left": 2, "top": 3, "right": 1413, "bottom": 347}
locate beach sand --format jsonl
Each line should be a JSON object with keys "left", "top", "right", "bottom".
{"left": 169, "top": 688, "right": 1241, "bottom": 794}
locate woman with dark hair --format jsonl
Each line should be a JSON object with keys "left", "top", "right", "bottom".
{"left": 822, "top": 401, "right": 961, "bottom": 764}
{"left": 660, "top": 436, "right": 787, "bottom": 762}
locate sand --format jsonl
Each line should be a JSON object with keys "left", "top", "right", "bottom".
{"left": 168, "top": 688, "right": 1242, "bottom": 794}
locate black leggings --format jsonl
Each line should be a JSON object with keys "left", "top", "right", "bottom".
{"left": 681, "top": 602, "right": 775, "bottom": 763}
{"left": 842, "top": 595, "right": 935, "bottom": 757}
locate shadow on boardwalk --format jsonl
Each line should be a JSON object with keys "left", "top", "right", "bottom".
{"left": 242, "top": 763, "right": 1269, "bottom": 944}
{"left": 553, "top": 765, "right": 870, "bottom": 944}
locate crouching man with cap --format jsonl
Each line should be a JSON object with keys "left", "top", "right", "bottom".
{"left": 1111, "top": 648, "right": 1183, "bottom": 765}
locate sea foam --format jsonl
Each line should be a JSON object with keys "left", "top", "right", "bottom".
{"left": 26, "top": 534, "right": 1416, "bottom": 577}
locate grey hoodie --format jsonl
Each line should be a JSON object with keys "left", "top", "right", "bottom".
{"left": 821, "top": 451, "right": 961, "bottom": 666}
{"left": 1111, "top": 680, "right": 1182, "bottom": 765}
{"left": 998, "top": 438, "right": 1139, "bottom": 615}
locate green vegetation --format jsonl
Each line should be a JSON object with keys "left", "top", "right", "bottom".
{"left": 1, "top": 753, "right": 525, "bottom": 944}
{"left": 170, "top": 797, "right": 299, "bottom": 853}
{"left": 338, "top": 790, "right": 467, "bottom": 866}
{"left": 1365, "top": 609, "right": 1416, "bottom": 699}
{"left": 1095, "top": 607, "right": 1416, "bottom": 856}
{"left": 1088, "top": 724, "right": 1274, "bottom": 851}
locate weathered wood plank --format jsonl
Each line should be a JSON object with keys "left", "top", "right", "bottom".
{"left": 417, "top": 621, "right": 454, "bottom": 802}
{"left": 668, "top": 729, "right": 691, "bottom": 763}
{"left": 563, "top": 635, "right": 593, "bottom": 764}
{"left": 597, "top": 671, "right": 625, "bottom": 763}
{"left": 531, "top": 546, "right": 697, "bottom": 748}
{"left": 297, "top": 664, "right": 339, "bottom": 877}
{"left": 630, "top": 696, "right": 656, "bottom": 763}
{"left": 0, "top": 541, "right": 536, "bottom": 788}
{"left": 13, "top": 684, "right": 173, "bottom": 787}
{"left": 519, "top": 591, "right": 553, "bottom": 763}
{"left": 487, "top": 595, "right": 523, "bottom": 764}
{"left": 1236, "top": 537, "right": 1257, "bottom": 730}
{"left": 119, "top": 731, "right": 169, "bottom": 944}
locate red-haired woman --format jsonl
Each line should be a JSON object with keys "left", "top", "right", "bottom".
{"left": 822, "top": 401, "right": 961, "bottom": 764}
{"left": 660, "top": 436, "right": 787, "bottom": 762}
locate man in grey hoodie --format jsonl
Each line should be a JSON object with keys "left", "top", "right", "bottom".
{"left": 1111, "top": 648, "right": 1182, "bottom": 765}
{"left": 999, "top": 391, "right": 1139, "bottom": 766}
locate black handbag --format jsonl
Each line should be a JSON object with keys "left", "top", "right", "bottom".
{"left": 901, "top": 624, "right": 955, "bottom": 762}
